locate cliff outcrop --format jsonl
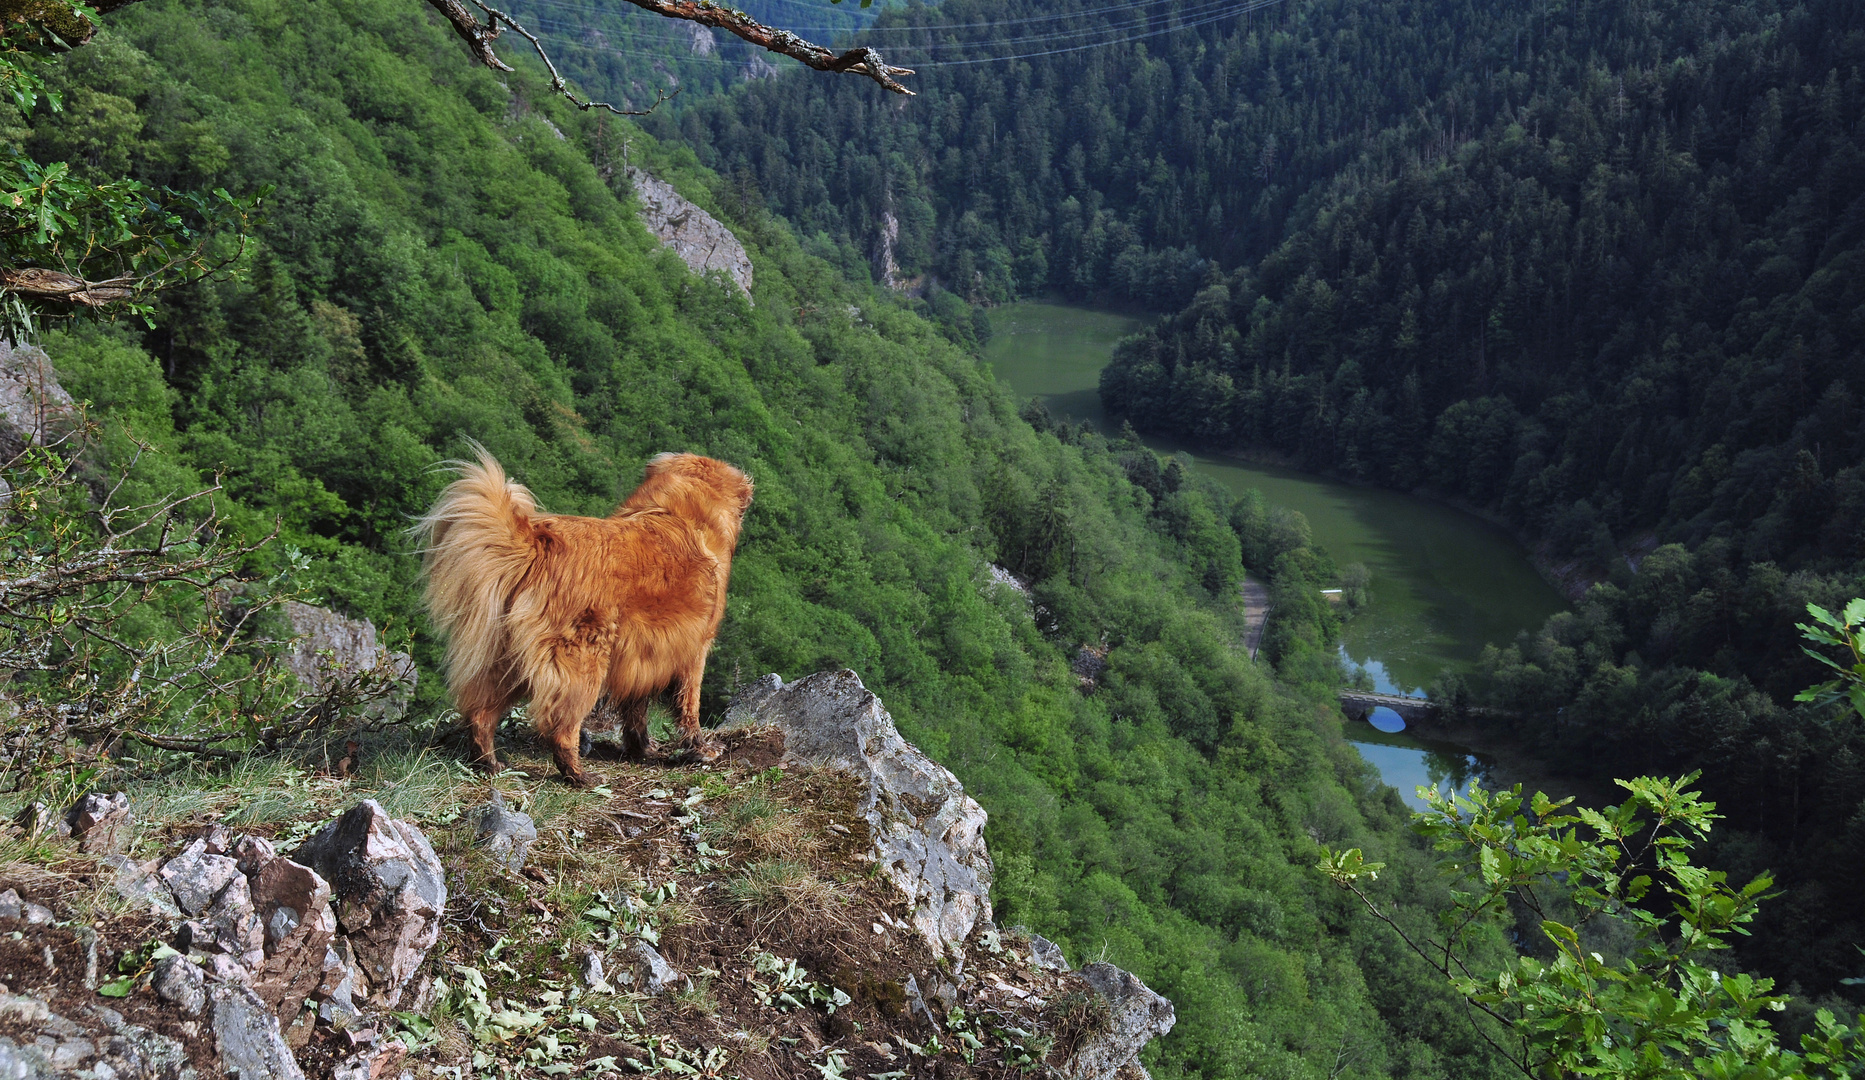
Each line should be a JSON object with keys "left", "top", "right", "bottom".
{"left": 1, "top": 671, "right": 1173, "bottom": 1079}
{"left": 627, "top": 168, "right": 754, "bottom": 300}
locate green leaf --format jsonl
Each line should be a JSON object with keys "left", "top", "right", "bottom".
{"left": 97, "top": 976, "right": 135, "bottom": 997}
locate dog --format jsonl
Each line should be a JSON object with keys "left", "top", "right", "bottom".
{"left": 414, "top": 448, "right": 753, "bottom": 785}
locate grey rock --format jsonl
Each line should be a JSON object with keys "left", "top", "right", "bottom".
{"left": 1054, "top": 963, "right": 1177, "bottom": 1080}
{"left": 49, "top": 1040, "right": 92, "bottom": 1070}
{"left": 93, "top": 1024, "right": 192, "bottom": 1080}
{"left": 0, "top": 1037, "right": 53, "bottom": 1080}
{"left": 211, "top": 983, "right": 304, "bottom": 1080}
{"left": 38, "top": 1015, "right": 80, "bottom": 1039}
{"left": 473, "top": 792, "right": 536, "bottom": 871}
{"left": 0, "top": 995, "right": 48, "bottom": 1026}
{"left": 197, "top": 825, "right": 234, "bottom": 856}
{"left": 19, "top": 903, "right": 51, "bottom": 926}
{"left": 577, "top": 950, "right": 609, "bottom": 992}
{"left": 1026, "top": 930, "right": 1070, "bottom": 972}
{"left": 289, "top": 801, "right": 445, "bottom": 1009}
{"left": 151, "top": 955, "right": 206, "bottom": 1016}
{"left": 280, "top": 603, "right": 416, "bottom": 721}
{"left": 0, "top": 890, "right": 18, "bottom": 921}
{"left": 63, "top": 793, "right": 133, "bottom": 856}
{"left": 76, "top": 926, "right": 99, "bottom": 989}
{"left": 231, "top": 836, "right": 277, "bottom": 878}
{"left": 247, "top": 858, "right": 336, "bottom": 1026}
{"left": 0, "top": 341, "right": 74, "bottom": 463}
{"left": 315, "top": 943, "right": 360, "bottom": 1026}
{"left": 627, "top": 940, "right": 681, "bottom": 996}
{"left": 626, "top": 168, "right": 754, "bottom": 299}
{"left": 103, "top": 856, "right": 180, "bottom": 920}
{"left": 160, "top": 840, "right": 241, "bottom": 917}
{"left": 723, "top": 670, "right": 993, "bottom": 960}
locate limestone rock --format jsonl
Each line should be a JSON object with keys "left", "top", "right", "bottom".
{"left": 289, "top": 800, "right": 445, "bottom": 1008}
{"left": 248, "top": 857, "right": 337, "bottom": 1025}
{"left": 232, "top": 835, "right": 278, "bottom": 878}
{"left": 473, "top": 792, "right": 536, "bottom": 871}
{"left": 62, "top": 792, "right": 133, "bottom": 855}
{"left": 161, "top": 839, "right": 242, "bottom": 916}
{"left": 1026, "top": 930, "right": 1070, "bottom": 973}
{"left": 627, "top": 940, "right": 681, "bottom": 996}
{"left": 723, "top": 670, "right": 993, "bottom": 959}
{"left": 316, "top": 942, "right": 361, "bottom": 1026}
{"left": 1054, "top": 962, "right": 1177, "bottom": 1080}
{"left": 0, "top": 1036, "right": 53, "bottom": 1080}
{"left": 211, "top": 982, "right": 305, "bottom": 1080}
{"left": 626, "top": 168, "right": 753, "bottom": 299}
{"left": 105, "top": 855, "right": 182, "bottom": 919}
{"left": 577, "top": 950, "right": 610, "bottom": 992}
{"left": 181, "top": 873, "right": 265, "bottom": 968}
{"left": 0, "top": 890, "right": 17, "bottom": 921}
{"left": 0, "top": 340, "right": 74, "bottom": 463}
{"left": 280, "top": 602, "right": 416, "bottom": 720}
{"left": 151, "top": 955, "right": 207, "bottom": 1016}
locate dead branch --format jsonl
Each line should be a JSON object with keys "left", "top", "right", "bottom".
{"left": 425, "top": 0, "right": 914, "bottom": 96}
{"left": 0, "top": 268, "right": 135, "bottom": 307}
{"left": 473, "top": 2, "right": 679, "bottom": 115}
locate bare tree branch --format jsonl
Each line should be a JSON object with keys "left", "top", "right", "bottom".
{"left": 423, "top": 0, "right": 915, "bottom": 97}
{"left": 473, "top": 2, "right": 679, "bottom": 115}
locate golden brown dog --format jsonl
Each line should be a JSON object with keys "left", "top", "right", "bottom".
{"left": 414, "top": 449, "right": 753, "bottom": 784}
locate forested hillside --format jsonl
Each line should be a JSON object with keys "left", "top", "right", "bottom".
{"left": 6, "top": 0, "right": 1525, "bottom": 1076}
{"left": 1094, "top": 0, "right": 1865, "bottom": 996}
{"left": 647, "top": 0, "right": 1865, "bottom": 1000}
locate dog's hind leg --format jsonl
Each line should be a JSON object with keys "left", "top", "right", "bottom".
{"left": 457, "top": 672, "right": 519, "bottom": 774}
{"left": 671, "top": 656, "right": 722, "bottom": 762}
{"left": 533, "top": 675, "right": 606, "bottom": 787}
{"left": 615, "top": 697, "right": 652, "bottom": 760}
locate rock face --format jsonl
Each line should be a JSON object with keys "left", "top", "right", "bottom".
{"left": 626, "top": 167, "right": 754, "bottom": 300}
{"left": 290, "top": 800, "right": 446, "bottom": 1009}
{"left": 280, "top": 602, "right": 416, "bottom": 718}
{"left": 723, "top": 669, "right": 993, "bottom": 960}
{"left": 1057, "top": 963, "right": 1178, "bottom": 1080}
{"left": 0, "top": 340, "right": 73, "bottom": 462}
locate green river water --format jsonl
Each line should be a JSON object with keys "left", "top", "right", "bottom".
{"left": 984, "top": 301, "right": 1570, "bottom": 808}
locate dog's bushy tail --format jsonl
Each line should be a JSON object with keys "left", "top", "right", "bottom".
{"left": 411, "top": 449, "right": 541, "bottom": 696}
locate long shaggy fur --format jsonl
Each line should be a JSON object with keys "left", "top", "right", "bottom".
{"left": 413, "top": 448, "right": 753, "bottom": 783}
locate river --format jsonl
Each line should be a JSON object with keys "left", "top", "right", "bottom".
{"left": 984, "top": 300, "right": 1570, "bottom": 810}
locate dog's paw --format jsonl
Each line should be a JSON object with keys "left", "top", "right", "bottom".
{"left": 673, "top": 734, "right": 724, "bottom": 764}
{"left": 562, "top": 769, "right": 607, "bottom": 789}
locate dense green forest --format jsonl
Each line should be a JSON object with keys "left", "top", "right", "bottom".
{"left": 1094, "top": 0, "right": 1865, "bottom": 997}
{"left": 1, "top": 0, "right": 1535, "bottom": 1076}
{"left": 644, "top": 0, "right": 1865, "bottom": 1002}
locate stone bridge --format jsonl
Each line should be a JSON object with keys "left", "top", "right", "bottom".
{"left": 1337, "top": 690, "right": 1439, "bottom": 721}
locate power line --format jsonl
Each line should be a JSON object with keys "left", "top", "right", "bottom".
{"left": 918, "top": 0, "right": 1279, "bottom": 64}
